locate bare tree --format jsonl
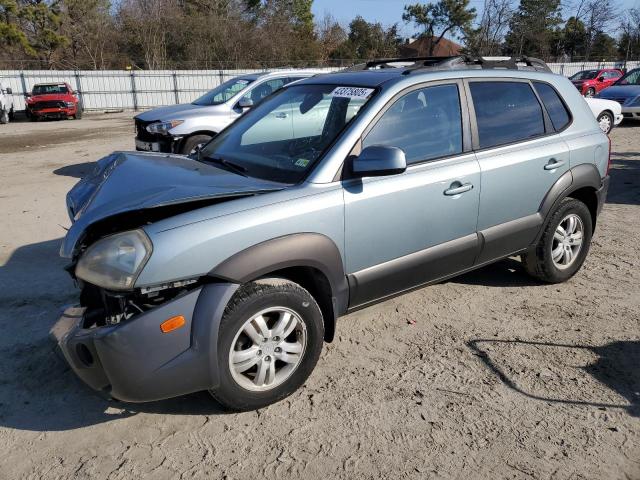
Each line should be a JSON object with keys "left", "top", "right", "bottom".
{"left": 466, "top": 0, "right": 514, "bottom": 56}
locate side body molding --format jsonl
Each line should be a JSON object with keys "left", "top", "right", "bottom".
{"left": 209, "top": 233, "right": 349, "bottom": 337}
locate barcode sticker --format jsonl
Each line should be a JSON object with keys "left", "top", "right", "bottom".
{"left": 330, "top": 86, "right": 374, "bottom": 99}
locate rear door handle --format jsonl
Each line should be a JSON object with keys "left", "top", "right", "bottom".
{"left": 544, "top": 159, "right": 565, "bottom": 170}
{"left": 444, "top": 182, "right": 473, "bottom": 196}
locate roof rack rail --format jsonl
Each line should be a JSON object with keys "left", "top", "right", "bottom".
{"left": 344, "top": 56, "right": 462, "bottom": 71}
{"left": 343, "top": 55, "right": 552, "bottom": 74}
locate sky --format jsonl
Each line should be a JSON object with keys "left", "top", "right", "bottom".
{"left": 311, "top": 0, "right": 640, "bottom": 39}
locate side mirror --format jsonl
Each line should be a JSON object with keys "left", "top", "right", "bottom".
{"left": 597, "top": 76, "right": 605, "bottom": 82}
{"left": 351, "top": 145, "right": 407, "bottom": 178}
{"left": 5, "top": 87, "right": 12, "bottom": 95}
{"left": 238, "top": 97, "right": 253, "bottom": 110}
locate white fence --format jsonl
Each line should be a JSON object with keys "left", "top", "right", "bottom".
{"left": 0, "top": 68, "right": 337, "bottom": 112}
{"left": 548, "top": 60, "right": 640, "bottom": 76}
{"left": 1, "top": 61, "right": 639, "bottom": 112}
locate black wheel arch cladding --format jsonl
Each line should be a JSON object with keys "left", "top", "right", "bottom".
{"left": 208, "top": 233, "right": 349, "bottom": 342}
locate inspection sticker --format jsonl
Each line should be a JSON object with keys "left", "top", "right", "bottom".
{"left": 295, "top": 158, "right": 310, "bottom": 167}
{"left": 330, "top": 86, "right": 374, "bottom": 99}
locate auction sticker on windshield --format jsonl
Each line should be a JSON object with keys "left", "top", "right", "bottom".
{"left": 330, "top": 87, "right": 374, "bottom": 99}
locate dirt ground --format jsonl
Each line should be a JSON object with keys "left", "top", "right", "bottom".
{"left": 0, "top": 113, "right": 638, "bottom": 480}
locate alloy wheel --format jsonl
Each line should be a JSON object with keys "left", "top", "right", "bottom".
{"left": 228, "top": 307, "right": 307, "bottom": 392}
{"left": 598, "top": 114, "right": 612, "bottom": 134}
{"left": 551, "top": 213, "right": 584, "bottom": 269}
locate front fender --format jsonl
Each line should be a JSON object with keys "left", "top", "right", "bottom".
{"left": 210, "top": 233, "right": 349, "bottom": 319}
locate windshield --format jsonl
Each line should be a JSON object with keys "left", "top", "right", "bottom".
{"left": 33, "top": 84, "right": 68, "bottom": 95}
{"left": 614, "top": 69, "right": 640, "bottom": 86}
{"left": 199, "top": 84, "right": 374, "bottom": 183}
{"left": 570, "top": 70, "right": 599, "bottom": 80}
{"left": 192, "top": 78, "right": 254, "bottom": 106}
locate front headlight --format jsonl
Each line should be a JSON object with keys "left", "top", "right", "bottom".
{"left": 146, "top": 120, "right": 184, "bottom": 135}
{"left": 76, "top": 230, "right": 152, "bottom": 290}
{"left": 65, "top": 101, "right": 75, "bottom": 107}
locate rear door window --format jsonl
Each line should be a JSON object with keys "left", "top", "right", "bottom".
{"left": 532, "top": 82, "right": 571, "bottom": 131}
{"left": 469, "top": 81, "right": 545, "bottom": 149}
{"left": 243, "top": 78, "right": 286, "bottom": 104}
{"left": 363, "top": 83, "right": 463, "bottom": 165}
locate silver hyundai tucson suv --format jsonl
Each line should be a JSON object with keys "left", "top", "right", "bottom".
{"left": 53, "top": 56, "right": 610, "bottom": 411}
{"left": 134, "top": 70, "right": 323, "bottom": 155}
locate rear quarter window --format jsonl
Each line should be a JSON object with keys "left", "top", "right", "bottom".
{"left": 469, "top": 81, "right": 545, "bottom": 149}
{"left": 532, "top": 81, "right": 571, "bottom": 131}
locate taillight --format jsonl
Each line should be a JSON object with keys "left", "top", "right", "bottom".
{"left": 606, "top": 135, "right": 612, "bottom": 176}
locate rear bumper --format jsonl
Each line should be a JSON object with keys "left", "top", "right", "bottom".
{"left": 50, "top": 283, "right": 238, "bottom": 402}
{"left": 596, "top": 175, "right": 610, "bottom": 216}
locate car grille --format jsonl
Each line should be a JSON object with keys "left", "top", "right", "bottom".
{"left": 135, "top": 118, "right": 161, "bottom": 141}
{"left": 32, "top": 100, "right": 66, "bottom": 110}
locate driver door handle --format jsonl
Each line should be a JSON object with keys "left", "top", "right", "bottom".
{"left": 275, "top": 112, "right": 288, "bottom": 119}
{"left": 444, "top": 182, "right": 473, "bottom": 196}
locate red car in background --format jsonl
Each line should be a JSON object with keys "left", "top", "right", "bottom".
{"left": 569, "top": 68, "right": 624, "bottom": 97}
{"left": 25, "top": 82, "right": 82, "bottom": 120}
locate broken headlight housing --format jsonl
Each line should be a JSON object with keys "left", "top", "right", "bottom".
{"left": 76, "top": 229, "right": 152, "bottom": 290}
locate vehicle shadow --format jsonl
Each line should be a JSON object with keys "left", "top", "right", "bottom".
{"left": 450, "top": 257, "right": 540, "bottom": 288}
{"left": 53, "top": 161, "right": 96, "bottom": 178}
{"left": 607, "top": 155, "right": 640, "bottom": 206}
{"left": 467, "top": 338, "right": 640, "bottom": 417}
{"left": 0, "top": 237, "right": 232, "bottom": 432}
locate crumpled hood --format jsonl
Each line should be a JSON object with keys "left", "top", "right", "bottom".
{"left": 61, "top": 151, "right": 285, "bottom": 258}
{"left": 134, "top": 103, "right": 209, "bottom": 122}
{"left": 598, "top": 85, "right": 640, "bottom": 100}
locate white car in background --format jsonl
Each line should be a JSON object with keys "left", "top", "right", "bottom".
{"left": 0, "top": 82, "right": 14, "bottom": 124}
{"left": 584, "top": 97, "right": 623, "bottom": 134}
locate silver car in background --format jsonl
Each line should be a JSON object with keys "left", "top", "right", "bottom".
{"left": 134, "top": 70, "right": 323, "bottom": 154}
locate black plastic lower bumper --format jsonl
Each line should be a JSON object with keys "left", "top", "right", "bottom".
{"left": 50, "top": 283, "right": 238, "bottom": 402}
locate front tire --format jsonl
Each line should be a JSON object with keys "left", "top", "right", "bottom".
{"left": 210, "top": 278, "right": 324, "bottom": 411}
{"left": 585, "top": 87, "right": 595, "bottom": 97}
{"left": 522, "top": 198, "right": 593, "bottom": 283}
{"left": 597, "top": 111, "right": 613, "bottom": 134}
{"left": 181, "top": 134, "right": 212, "bottom": 155}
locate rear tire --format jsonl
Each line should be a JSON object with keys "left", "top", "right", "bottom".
{"left": 522, "top": 198, "right": 593, "bottom": 283}
{"left": 210, "top": 278, "right": 324, "bottom": 411}
{"left": 181, "top": 134, "right": 212, "bottom": 155}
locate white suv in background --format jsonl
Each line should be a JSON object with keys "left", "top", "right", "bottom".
{"left": 0, "top": 82, "right": 14, "bottom": 124}
{"left": 134, "top": 70, "right": 323, "bottom": 155}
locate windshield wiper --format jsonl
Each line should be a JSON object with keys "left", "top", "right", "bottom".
{"left": 199, "top": 153, "right": 249, "bottom": 177}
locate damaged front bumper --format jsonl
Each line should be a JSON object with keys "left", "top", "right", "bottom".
{"left": 50, "top": 283, "right": 238, "bottom": 402}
